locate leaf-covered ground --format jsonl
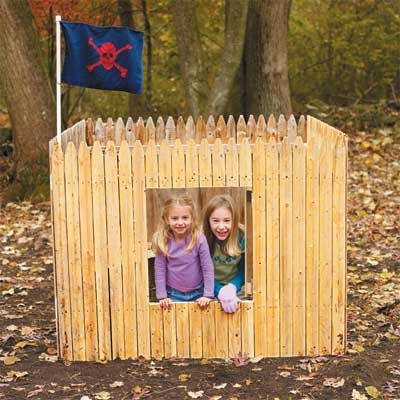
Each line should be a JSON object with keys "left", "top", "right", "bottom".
{"left": 0, "top": 118, "right": 399, "bottom": 400}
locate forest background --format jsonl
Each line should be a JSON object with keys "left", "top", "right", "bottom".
{"left": 0, "top": 0, "right": 399, "bottom": 201}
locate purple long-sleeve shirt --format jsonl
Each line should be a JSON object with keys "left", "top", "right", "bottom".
{"left": 154, "top": 233, "right": 214, "bottom": 300}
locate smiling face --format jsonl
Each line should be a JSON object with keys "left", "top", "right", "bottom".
{"left": 209, "top": 207, "right": 232, "bottom": 242}
{"left": 167, "top": 205, "right": 193, "bottom": 240}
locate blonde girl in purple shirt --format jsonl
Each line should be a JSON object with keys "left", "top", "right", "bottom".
{"left": 152, "top": 195, "right": 214, "bottom": 309}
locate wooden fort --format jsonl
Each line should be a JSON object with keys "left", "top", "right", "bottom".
{"left": 49, "top": 114, "right": 347, "bottom": 361}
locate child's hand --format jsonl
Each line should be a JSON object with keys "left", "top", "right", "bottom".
{"left": 196, "top": 296, "right": 212, "bottom": 308}
{"left": 159, "top": 298, "right": 173, "bottom": 309}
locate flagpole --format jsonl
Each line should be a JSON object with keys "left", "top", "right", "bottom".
{"left": 56, "top": 15, "right": 62, "bottom": 143}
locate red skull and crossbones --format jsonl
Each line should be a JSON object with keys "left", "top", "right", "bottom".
{"left": 86, "top": 37, "right": 133, "bottom": 78}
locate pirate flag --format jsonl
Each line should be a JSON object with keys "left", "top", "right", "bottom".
{"left": 61, "top": 21, "right": 144, "bottom": 94}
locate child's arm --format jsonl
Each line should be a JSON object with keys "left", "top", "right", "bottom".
{"left": 154, "top": 253, "right": 168, "bottom": 300}
{"left": 198, "top": 235, "right": 214, "bottom": 298}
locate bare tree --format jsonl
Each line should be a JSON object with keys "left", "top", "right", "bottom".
{"left": 0, "top": 0, "right": 56, "bottom": 200}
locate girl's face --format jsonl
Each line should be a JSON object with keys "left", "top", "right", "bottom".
{"left": 167, "top": 205, "right": 193, "bottom": 240}
{"left": 209, "top": 207, "right": 232, "bottom": 241}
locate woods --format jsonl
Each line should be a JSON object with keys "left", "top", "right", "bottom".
{"left": 0, "top": 1, "right": 399, "bottom": 399}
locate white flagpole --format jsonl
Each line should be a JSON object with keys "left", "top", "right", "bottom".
{"left": 56, "top": 15, "right": 62, "bottom": 143}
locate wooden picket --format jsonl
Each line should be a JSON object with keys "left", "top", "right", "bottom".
{"left": 51, "top": 114, "right": 347, "bottom": 361}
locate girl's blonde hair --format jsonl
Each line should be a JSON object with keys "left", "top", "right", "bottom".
{"left": 152, "top": 195, "right": 201, "bottom": 256}
{"left": 202, "top": 194, "right": 243, "bottom": 257}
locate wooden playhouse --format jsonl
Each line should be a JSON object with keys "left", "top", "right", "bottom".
{"left": 49, "top": 114, "right": 347, "bottom": 361}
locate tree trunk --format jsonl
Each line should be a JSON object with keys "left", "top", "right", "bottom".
{"left": 206, "top": 0, "right": 248, "bottom": 116}
{"left": 173, "top": 0, "right": 208, "bottom": 118}
{"left": 117, "top": 0, "right": 147, "bottom": 117}
{"left": 0, "top": 0, "right": 56, "bottom": 200}
{"left": 244, "top": 0, "right": 292, "bottom": 117}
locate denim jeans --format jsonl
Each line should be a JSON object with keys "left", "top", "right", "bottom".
{"left": 166, "top": 285, "right": 204, "bottom": 302}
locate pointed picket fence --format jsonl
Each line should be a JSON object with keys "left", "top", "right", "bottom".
{"left": 50, "top": 114, "right": 347, "bottom": 361}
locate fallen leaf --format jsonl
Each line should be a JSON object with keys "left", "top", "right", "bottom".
{"left": 250, "top": 355, "right": 263, "bottom": 363}
{"left": 352, "top": 389, "right": 368, "bottom": 400}
{"left": 178, "top": 373, "right": 191, "bottom": 382}
{"left": 109, "top": 380, "right": 124, "bottom": 388}
{"left": 6, "top": 370, "right": 28, "bottom": 379}
{"left": 94, "top": 392, "right": 111, "bottom": 400}
{"left": 365, "top": 386, "right": 380, "bottom": 399}
{"left": 187, "top": 390, "right": 204, "bottom": 398}
{"left": 213, "top": 383, "right": 227, "bottom": 389}
{"left": 3, "top": 355, "right": 21, "bottom": 365}
{"left": 279, "top": 371, "right": 291, "bottom": 378}
{"left": 245, "top": 379, "right": 252, "bottom": 385}
{"left": 323, "top": 377, "right": 345, "bottom": 388}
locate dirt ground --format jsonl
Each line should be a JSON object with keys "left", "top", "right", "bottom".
{"left": 0, "top": 124, "right": 399, "bottom": 399}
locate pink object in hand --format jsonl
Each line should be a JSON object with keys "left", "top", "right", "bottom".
{"left": 218, "top": 283, "right": 240, "bottom": 313}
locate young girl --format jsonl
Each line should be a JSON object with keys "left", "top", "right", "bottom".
{"left": 202, "top": 195, "right": 245, "bottom": 313}
{"left": 152, "top": 195, "right": 214, "bottom": 308}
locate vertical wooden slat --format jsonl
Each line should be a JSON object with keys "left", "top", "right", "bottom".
{"left": 332, "top": 135, "right": 346, "bottom": 354}
{"left": 91, "top": 141, "right": 112, "bottom": 360}
{"left": 256, "top": 115, "right": 267, "bottom": 141}
{"left": 202, "top": 302, "right": 216, "bottom": 358}
{"left": 165, "top": 116, "right": 176, "bottom": 143}
{"left": 132, "top": 141, "right": 150, "bottom": 358}
{"left": 252, "top": 139, "right": 266, "bottom": 356}
{"left": 266, "top": 138, "right": 280, "bottom": 356}
{"left": 115, "top": 117, "right": 125, "bottom": 146}
{"left": 287, "top": 115, "right": 297, "bottom": 144}
{"left": 212, "top": 138, "right": 225, "bottom": 187}
{"left": 105, "top": 117, "right": 115, "bottom": 142}
{"left": 105, "top": 141, "right": 125, "bottom": 359}
{"left": 237, "top": 115, "right": 247, "bottom": 143}
{"left": 150, "top": 304, "right": 164, "bottom": 359}
{"left": 319, "top": 131, "right": 334, "bottom": 355}
{"left": 176, "top": 116, "right": 186, "bottom": 143}
{"left": 185, "top": 139, "right": 199, "bottom": 188}
{"left": 306, "top": 127, "right": 321, "bottom": 356}
{"left": 176, "top": 303, "right": 190, "bottom": 358}
{"left": 65, "top": 143, "right": 86, "bottom": 360}
{"left": 216, "top": 115, "right": 228, "bottom": 143}
{"left": 298, "top": 115, "right": 306, "bottom": 142}
{"left": 199, "top": 139, "right": 212, "bottom": 187}
{"left": 137, "top": 117, "right": 146, "bottom": 144}
{"left": 185, "top": 116, "right": 196, "bottom": 141}
{"left": 247, "top": 115, "right": 256, "bottom": 142}
{"left": 214, "top": 303, "right": 229, "bottom": 358}
{"left": 228, "top": 307, "right": 242, "bottom": 358}
{"left": 239, "top": 138, "right": 252, "bottom": 187}
{"left": 279, "top": 137, "right": 293, "bottom": 356}
{"left": 277, "top": 115, "right": 286, "bottom": 142}
{"left": 172, "top": 139, "right": 186, "bottom": 188}
{"left": 95, "top": 118, "right": 105, "bottom": 144}
{"left": 267, "top": 114, "right": 277, "bottom": 140}
{"left": 158, "top": 140, "right": 172, "bottom": 188}
{"left": 156, "top": 116, "right": 165, "bottom": 143}
{"left": 196, "top": 116, "right": 206, "bottom": 143}
{"left": 51, "top": 143, "right": 73, "bottom": 360}
{"left": 163, "top": 305, "right": 177, "bottom": 358}
{"left": 146, "top": 117, "right": 156, "bottom": 142}
{"left": 126, "top": 117, "right": 136, "bottom": 146}
{"left": 292, "top": 136, "right": 306, "bottom": 356}
{"left": 226, "top": 138, "right": 239, "bottom": 186}
{"left": 119, "top": 141, "right": 138, "bottom": 359}
{"left": 226, "top": 115, "right": 236, "bottom": 142}
{"left": 145, "top": 140, "right": 159, "bottom": 189}
{"left": 78, "top": 142, "right": 98, "bottom": 361}
{"left": 241, "top": 301, "right": 254, "bottom": 357}
{"left": 86, "top": 118, "right": 94, "bottom": 146}
{"left": 189, "top": 302, "right": 203, "bottom": 358}
{"left": 206, "top": 115, "right": 216, "bottom": 143}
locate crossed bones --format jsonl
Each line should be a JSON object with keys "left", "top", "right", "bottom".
{"left": 86, "top": 37, "right": 133, "bottom": 78}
